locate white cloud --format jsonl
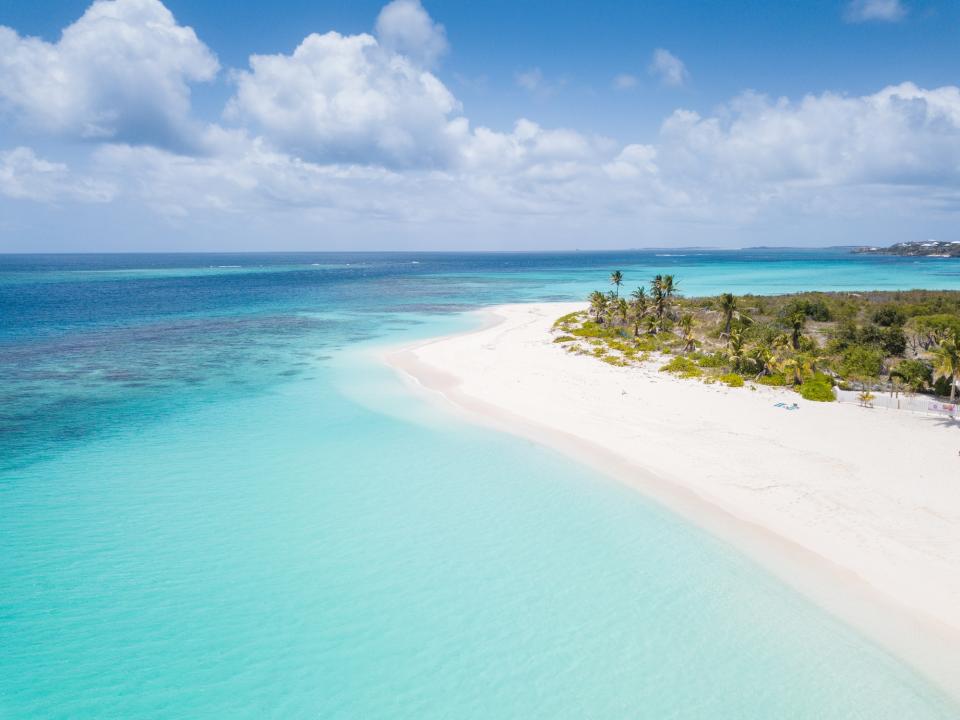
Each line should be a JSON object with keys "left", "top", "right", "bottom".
{"left": 225, "top": 30, "right": 462, "bottom": 168}
{"left": 87, "top": 118, "right": 620, "bottom": 222}
{"left": 18, "top": 81, "right": 960, "bottom": 246}
{"left": 649, "top": 48, "right": 688, "bottom": 87}
{"left": 0, "top": 0, "right": 218, "bottom": 149}
{"left": 613, "top": 73, "right": 638, "bottom": 90}
{"left": 657, "top": 83, "right": 960, "bottom": 189}
{"left": 0, "top": 146, "right": 114, "bottom": 202}
{"left": 603, "top": 144, "right": 658, "bottom": 180}
{"left": 374, "top": 0, "right": 448, "bottom": 68}
{"left": 1, "top": 0, "right": 959, "bottom": 249}
{"left": 844, "top": 0, "right": 907, "bottom": 23}
{"left": 515, "top": 67, "right": 544, "bottom": 92}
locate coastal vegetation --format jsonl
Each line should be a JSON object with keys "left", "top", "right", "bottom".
{"left": 554, "top": 273, "right": 960, "bottom": 402}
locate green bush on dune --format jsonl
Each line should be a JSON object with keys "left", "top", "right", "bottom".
{"left": 798, "top": 374, "right": 835, "bottom": 402}
{"left": 659, "top": 356, "right": 702, "bottom": 379}
{"left": 757, "top": 373, "right": 787, "bottom": 386}
{"left": 719, "top": 373, "right": 744, "bottom": 387}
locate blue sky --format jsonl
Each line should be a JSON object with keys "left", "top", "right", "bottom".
{"left": 1, "top": 0, "right": 959, "bottom": 251}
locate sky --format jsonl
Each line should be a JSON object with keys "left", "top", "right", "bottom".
{"left": 0, "top": 0, "right": 959, "bottom": 251}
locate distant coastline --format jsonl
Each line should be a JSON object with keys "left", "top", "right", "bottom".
{"left": 854, "top": 241, "right": 960, "bottom": 257}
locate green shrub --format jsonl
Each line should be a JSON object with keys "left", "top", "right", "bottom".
{"left": 572, "top": 321, "right": 622, "bottom": 339}
{"left": 879, "top": 326, "right": 907, "bottom": 355}
{"left": 934, "top": 375, "right": 955, "bottom": 398}
{"left": 839, "top": 345, "right": 885, "bottom": 378}
{"left": 605, "top": 339, "right": 636, "bottom": 354}
{"left": 799, "top": 375, "right": 835, "bottom": 402}
{"left": 602, "top": 355, "right": 628, "bottom": 367}
{"left": 872, "top": 306, "right": 906, "bottom": 327}
{"left": 553, "top": 335, "right": 576, "bottom": 343}
{"left": 634, "top": 336, "right": 660, "bottom": 351}
{"left": 691, "top": 351, "right": 728, "bottom": 368}
{"left": 781, "top": 297, "right": 832, "bottom": 322}
{"left": 757, "top": 373, "right": 787, "bottom": 386}
{"left": 552, "top": 311, "right": 582, "bottom": 329}
{"left": 659, "top": 356, "right": 702, "bottom": 379}
{"left": 892, "top": 359, "right": 932, "bottom": 391}
{"left": 719, "top": 373, "right": 744, "bottom": 387}
{"left": 908, "top": 314, "right": 960, "bottom": 341}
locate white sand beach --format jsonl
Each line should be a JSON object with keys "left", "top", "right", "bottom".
{"left": 387, "top": 301, "right": 960, "bottom": 698}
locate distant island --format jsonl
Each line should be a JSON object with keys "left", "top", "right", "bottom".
{"left": 854, "top": 240, "right": 960, "bottom": 257}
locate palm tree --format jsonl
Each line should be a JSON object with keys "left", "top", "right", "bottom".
{"left": 656, "top": 274, "right": 678, "bottom": 328}
{"left": 630, "top": 287, "right": 648, "bottom": 337}
{"left": 718, "top": 292, "right": 751, "bottom": 337}
{"left": 931, "top": 332, "right": 960, "bottom": 401}
{"left": 797, "top": 353, "right": 819, "bottom": 382}
{"left": 610, "top": 270, "right": 624, "bottom": 298}
{"left": 777, "top": 356, "right": 801, "bottom": 385}
{"left": 650, "top": 275, "right": 666, "bottom": 330}
{"left": 662, "top": 274, "right": 677, "bottom": 301}
{"left": 589, "top": 291, "right": 607, "bottom": 323}
{"left": 790, "top": 312, "right": 806, "bottom": 350}
{"left": 604, "top": 291, "right": 618, "bottom": 324}
{"left": 751, "top": 344, "right": 776, "bottom": 380}
{"left": 776, "top": 352, "right": 817, "bottom": 386}
{"left": 719, "top": 293, "right": 737, "bottom": 337}
{"left": 615, "top": 297, "right": 629, "bottom": 326}
{"left": 772, "top": 332, "right": 792, "bottom": 353}
{"left": 680, "top": 313, "right": 696, "bottom": 353}
{"left": 727, "top": 328, "right": 746, "bottom": 371}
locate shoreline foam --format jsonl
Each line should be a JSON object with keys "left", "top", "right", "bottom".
{"left": 385, "top": 301, "right": 960, "bottom": 704}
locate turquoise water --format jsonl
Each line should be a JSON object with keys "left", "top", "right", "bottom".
{"left": 2, "top": 250, "right": 959, "bottom": 718}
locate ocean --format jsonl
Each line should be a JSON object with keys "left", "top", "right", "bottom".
{"left": 2, "top": 249, "right": 959, "bottom": 718}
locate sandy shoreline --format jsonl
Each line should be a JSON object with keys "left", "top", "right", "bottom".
{"left": 385, "top": 301, "right": 960, "bottom": 702}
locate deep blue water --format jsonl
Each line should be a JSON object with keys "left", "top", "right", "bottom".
{"left": 2, "top": 250, "right": 959, "bottom": 718}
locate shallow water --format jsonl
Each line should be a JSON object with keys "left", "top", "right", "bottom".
{"left": 2, "top": 250, "right": 959, "bottom": 718}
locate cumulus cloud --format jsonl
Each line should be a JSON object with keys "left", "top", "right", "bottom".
{"left": 1, "top": 0, "right": 959, "bottom": 248}
{"left": 459, "top": 119, "right": 612, "bottom": 179}
{"left": 844, "top": 0, "right": 907, "bottom": 23}
{"left": 0, "top": 146, "right": 114, "bottom": 202}
{"left": 374, "top": 0, "right": 448, "bottom": 68}
{"left": 17, "top": 80, "right": 960, "bottom": 245}
{"left": 93, "top": 134, "right": 405, "bottom": 218}
{"left": 657, "top": 83, "right": 960, "bottom": 189}
{"left": 225, "top": 31, "right": 462, "bottom": 168}
{"left": 603, "top": 144, "right": 658, "bottom": 180}
{"left": 0, "top": 0, "right": 218, "bottom": 149}
{"left": 649, "top": 49, "right": 688, "bottom": 87}
{"left": 87, "top": 118, "right": 620, "bottom": 222}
